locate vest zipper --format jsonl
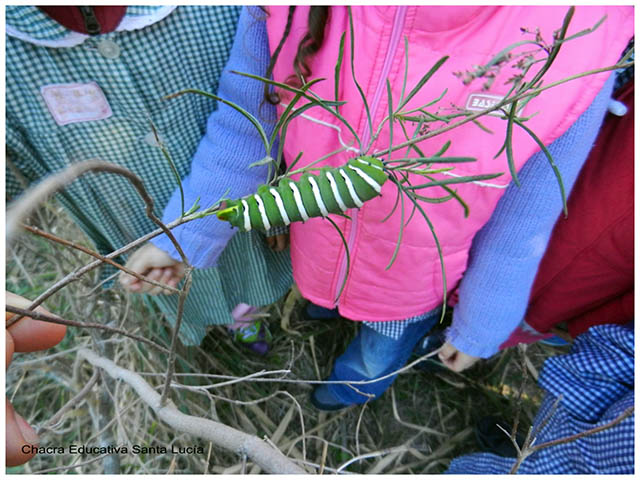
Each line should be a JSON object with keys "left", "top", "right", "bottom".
{"left": 333, "top": 6, "right": 408, "bottom": 305}
{"left": 78, "top": 6, "right": 101, "bottom": 35}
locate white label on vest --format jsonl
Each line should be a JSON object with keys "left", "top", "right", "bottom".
{"left": 465, "top": 93, "right": 518, "bottom": 117}
{"left": 41, "top": 82, "right": 112, "bottom": 126}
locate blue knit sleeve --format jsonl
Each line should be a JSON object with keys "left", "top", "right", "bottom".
{"left": 152, "top": 6, "right": 274, "bottom": 268}
{"left": 446, "top": 73, "right": 616, "bottom": 359}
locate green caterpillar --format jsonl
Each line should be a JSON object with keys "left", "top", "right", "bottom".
{"left": 217, "top": 156, "right": 387, "bottom": 231}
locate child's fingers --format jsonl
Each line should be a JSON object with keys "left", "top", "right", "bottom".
{"left": 146, "top": 268, "right": 182, "bottom": 295}
{"left": 158, "top": 269, "right": 177, "bottom": 295}
{"left": 135, "top": 268, "right": 164, "bottom": 294}
{"left": 6, "top": 401, "right": 39, "bottom": 467}
{"left": 438, "top": 342, "right": 457, "bottom": 362}
{"left": 6, "top": 293, "right": 67, "bottom": 353}
{"left": 273, "top": 234, "right": 288, "bottom": 251}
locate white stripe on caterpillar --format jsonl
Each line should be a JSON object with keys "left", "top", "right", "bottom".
{"left": 254, "top": 194, "right": 271, "bottom": 231}
{"left": 308, "top": 177, "right": 329, "bottom": 217}
{"left": 241, "top": 199, "right": 251, "bottom": 232}
{"left": 288, "top": 181, "right": 310, "bottom": 222}
{"left": 269, "top": 188, "right": 291, "bottom": 226}
{"left": 325, "top": 171, "right": 348, "bottom": 212}
{"left": 356, "top": 157, "right": 383, "bottom": 170}
{"left": 339, "top": 169, "right": 364, "bottom": 208}
{"left": 348, "top": 165, "right": 382, "bottom": 194}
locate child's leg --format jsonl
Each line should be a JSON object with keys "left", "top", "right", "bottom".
{"left": 314, "top": 309, "right": 440, "bottom": 408}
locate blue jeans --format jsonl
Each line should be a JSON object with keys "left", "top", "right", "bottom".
{"left": 326, "top": 309, "right": 440, "bottom": 405}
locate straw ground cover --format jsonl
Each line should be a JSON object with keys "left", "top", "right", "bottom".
{"left": 6, "top": 199, "right": 560, "bottom": 474}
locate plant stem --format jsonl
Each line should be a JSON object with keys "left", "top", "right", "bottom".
{"left": 375, "top": 61, "right": 632, "bottom": 157}
{"left": 5, "top": 305, "right": 170, "bottom": 354}
{"left": 21, "top": 224, "right": 181, "bottom": 295}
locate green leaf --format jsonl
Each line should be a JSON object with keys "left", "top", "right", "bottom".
{"left": 270, "top": 77, "right": 324, "bottom": 151}
{"left": 505, "top": 99, "right": 520, "bottom": 187}
{"left": 412, "top": 192, "right": 455, "bottom": 203}
{"left": 560, "top": 14, "right": 606, "bottom": 43}
{"left": 150, "top": 121, "right": 185, "bottom": 216}
{"left": 325, "top": 216, "right": 350, "bottom": 302}
{"left": 231, "top": 70, "right": 361, "bottom": 151}
{"left": 334, "top": 32, "right": 346, "bottom": 112}
{"left": 402, "top": 187, "right": 448, "bottom": 323}
{"left": 396, "top": 56, "right": 449, "bottom": 112}
{"left": 166, "top": 88, "right": 270, "bottom": 158}
{"left": 184, "top": 196, "right": 201, "bottom": 216}
{"left": 398, "top": 36, "right": 409, "bottom": 108}
{"left": 433, "top": 140, "right": 452, "bottom": 157}
{"left": 381, "top": 174, "right": 403, "bottom": 223}
{"left": 248, "top": 156, "right": 276, "bottom": 169}
{"left": 348, "top": 6, "right": 373, "bottom": 149}
{"left": 514, "top": 118, "right": 567, "bottom": 216}
{"left": 385, "top": 177, "right": 405, "bottom": 271}
{"left": 276, "top": 101, "right": 330, "bottom": 170}
{"left": 284, "top": 151, "right": 305, "bottom": 177}
{"left": 387, "top": 156, "right": 476, "bottom": 165}
{"left": 405, "top": 172, "right": 504, "bottom": 190}
{"left": 386, "top": 79, "right": 394, "bottom": 163}
{"left": 522, "top": 6, "right": 575, "bottom": 91}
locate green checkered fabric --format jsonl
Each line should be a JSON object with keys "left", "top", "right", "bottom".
{"left": 6, "top": 6, "right": 292, "bottom": 345}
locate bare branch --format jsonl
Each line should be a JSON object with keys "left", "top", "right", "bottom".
{"left": 531, "top": 405, "right": 634, "bottom": 452}
{"left": 5, "top": 305, "right": 169, "bottom": 354}
{"left": 7, "top": 209, "right": 208, "bottom": 328}
{"left": 509, "top": 404, "right": 634, "bottom": 473}
{"left": 21, "top": 224, "right": 180, "bottom": 295}
{"left": 160, "top": 268, "right": 193, "bottom": 406}
{"left": 78, "top": 349, "right": 307, "bottom": 474}
{"left": 31, "top": 452, "right": 113, "bottom": 474}
{"left": 7, "top": 161, "right": 184, "bottom": 263}
{"left": 37, "top": 370, "right": 100, "bottom": 435}
{"left": 377, "top": 60, "right": 634, "bottom": 157}
{"left": 7, "top": 160, "right": 200, "bottom": 327}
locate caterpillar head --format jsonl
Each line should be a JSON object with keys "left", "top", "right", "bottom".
{"left": 216, "top": 201, "right": 243, "bottom": 228}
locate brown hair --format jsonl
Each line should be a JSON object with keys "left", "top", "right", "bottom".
{"left": 264, "top": 6, "right": 330, "bottom": 104}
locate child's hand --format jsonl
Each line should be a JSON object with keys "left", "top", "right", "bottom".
{"left": 265, "top": 233, "right": 289, "bottom": 252}
{"left": 438, "top": 342, "right": 480, "bottom": 372}
{"left": 119, "top": 243, "right": 185, "bottom": 295}
{"left": 6, "top": 291, "right": 67, "bottom": 466}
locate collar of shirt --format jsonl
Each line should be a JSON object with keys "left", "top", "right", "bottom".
{"left": 6, "top": 5, "right": 177, "bottom": 48}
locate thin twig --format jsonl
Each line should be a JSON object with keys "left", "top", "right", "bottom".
{"left": 376, "top": 61, "right": 633, "bottom": 157}
{"left": 336, "top": 447, "right": 408, "bottom": 473}
{"left": 21, "top": 224, "right": 180, "bottom": 294}
{"left": 509, "top": 404, "right": 634, "bottom": 473}
{"left": 37, "top": 369, "right": 100, "bottom": 435}
{"left": 7, "top": 160, "right": 206, "bottom": 326}
{"left": 31, "top": 452, "right": 113, "bottom": 474}
{"left": 5, "top": 211, "right": 204, "bottom": 328}
{"left": 5, "top": 305, "right": 169, "bottom": 354}
{"left": 159, "top": 267, "right": 193, "bottom": 406}
{"left": 78, "top": 349, "right": 307, "bottom": 474}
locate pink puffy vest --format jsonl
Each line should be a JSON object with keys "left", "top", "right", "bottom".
{"left": 266, "top": 6, "right": 633, "bottom": 321}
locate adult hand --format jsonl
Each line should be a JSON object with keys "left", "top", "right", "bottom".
{"left": 6, "top": 291, "right": 67, "bottom": 467}
{"left": 265, "top": 233, "right": 289, "bottom": 252}
{"left": 438, "top": 341, "right": 481, "bottom": 372}
{"left": 119, "top": 243, "right": 185, "bottom": 295}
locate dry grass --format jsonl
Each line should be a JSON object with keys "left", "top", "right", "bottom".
{"left": 6, "top": 200, "right": 567, "bottom": 474}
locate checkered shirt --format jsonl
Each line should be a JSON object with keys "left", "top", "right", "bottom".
{"left": 446, "top": 324, "right": 634, "bottom": 474}
{"left": 6, "top": 6, "right": 292, "bottom": 345}
{"left": 364, "top": 312, "right": 436, "bottom": 340}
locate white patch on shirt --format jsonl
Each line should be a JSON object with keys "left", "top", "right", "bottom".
{"left": 529, "top": 234, "right": 547, "bottom": 257}
{"left": 41, "top": 82, "right": 112, "bottom": 126}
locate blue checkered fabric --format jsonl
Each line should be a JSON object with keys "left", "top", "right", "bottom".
{"left": 6, "top": 6, "right": 292, "bottom": 345}
{"left": 446, "top": 324, "right": 634, "bottom": 474}
{"left": 364, "top": 312, "right": 435, "bottom": 340}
